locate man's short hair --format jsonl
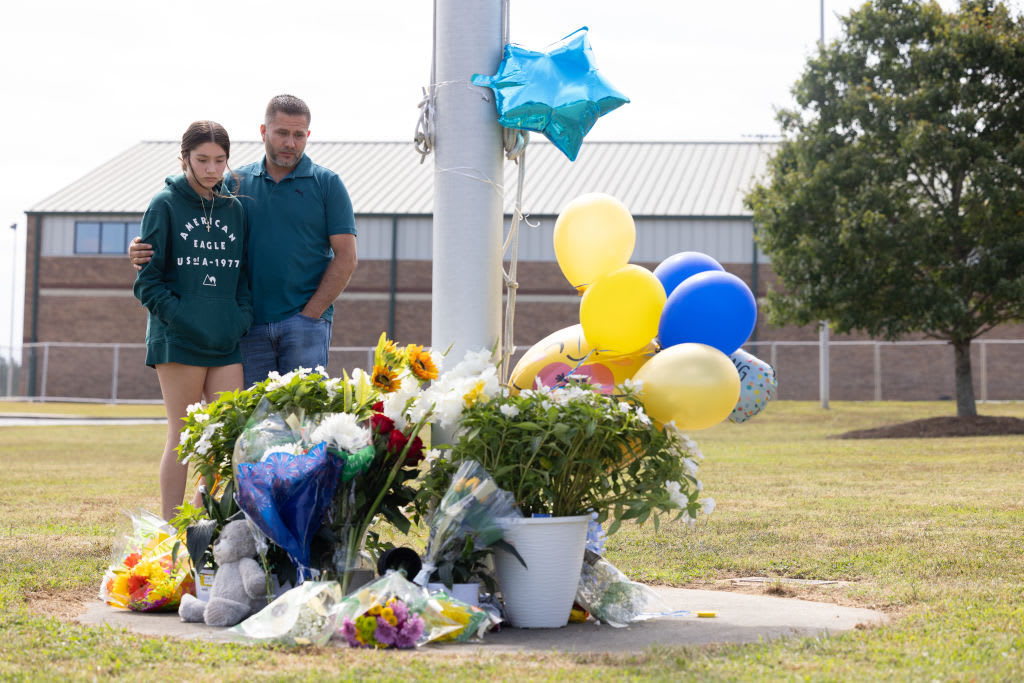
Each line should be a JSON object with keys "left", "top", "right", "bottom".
{"left": 265, "top": 94, "right": 311, "bottom": 126}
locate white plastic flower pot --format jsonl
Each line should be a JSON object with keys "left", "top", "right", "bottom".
{"left": 494, "top": 515, "right": 590, "bottom": 628}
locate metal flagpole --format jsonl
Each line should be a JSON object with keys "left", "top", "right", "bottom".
{"left": 431, "top": 0, "right": 504, "bottom": 362}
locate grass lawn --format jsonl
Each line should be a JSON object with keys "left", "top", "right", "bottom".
{"left": 1, "top": 400, "right": 1022, "bottom": 681}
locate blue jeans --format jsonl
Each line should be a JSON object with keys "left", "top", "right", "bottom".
{"left": 240, "top": 312, "right": 332, "bottom": 388}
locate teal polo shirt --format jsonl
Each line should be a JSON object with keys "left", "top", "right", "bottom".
{"left": 233, "top": 154, "right": 356, "bottom": 324}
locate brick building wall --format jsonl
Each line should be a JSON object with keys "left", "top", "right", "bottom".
{"left": 20, "top": 213, "right": 1024, "bottom": 401}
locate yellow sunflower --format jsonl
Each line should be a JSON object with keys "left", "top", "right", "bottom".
{"left": 406, "top": 345, "right": 439, "bottom": 381}
{"left": 372, "top": 364, "right": 402, "bottom": 393}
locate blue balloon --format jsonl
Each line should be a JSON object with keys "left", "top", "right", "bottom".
{"left": 658, "top": 271, "right": 757, "bottom": 355}
{"left": 653, "top": 251, "right": 724, "bottom": 297}
{"left": 471, "top": 27, "right": 629, "bottom": 161}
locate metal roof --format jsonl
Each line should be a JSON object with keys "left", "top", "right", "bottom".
{"left": 29, "top": 140, "right": 777, "bottom": 217}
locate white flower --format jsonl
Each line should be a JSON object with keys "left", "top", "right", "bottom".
{"left": 423, "top": 448, "right": 442, "bottom": 466}
{"left": 261, "top": 442, "right": 303, "bottom": 461}
{"left": 178, "top": 429, "right": 192, "bottom": 446}
{"left": 634, "top": 406, "right": 651, "bottom": 426}
{"left": 186, "top": 401, "right": 205, "bottom": 415}
{"left": 617, "top": 401, "right": 632, "bottom": 414}
{"left": 449, "top": 349, "right": 495, "bottom": 378}
{"left": 701, "top": 497, "right": 716, "bottom": 515}
{"left": 201, "top": 422, "right": 222, "bottom": 441}
{"left": 664, "top": 480, "right": 688, "bottom": 508}
{"left": 621, "top": 378, "right": 643, "bottom": 391}
{"left": 315, "top": 365, "right": 329, "bottom": 377}
{"left": 310, "top": 413, "right": 371, "bottom": 453}
{"left": 499, "top": 404, "right": 520, "bottom": 418}
{"left": 324, "top": 377, "right": 341, "bottom": 400}
{"left": 682, "top": 457, "right": 699, "bottom": 476}
{"left": 195, "top": 437, "right": 212, "bottom": 455}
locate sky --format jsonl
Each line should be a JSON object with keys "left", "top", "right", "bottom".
{"left": 0, "top": 0, "right": 969, "bottom": 361}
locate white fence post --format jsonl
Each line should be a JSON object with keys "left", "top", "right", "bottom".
{"left": 819, "top": 321, "right": 830, "bottom": 409}
{"left": 111, "top": 344, "right": 120, "bottom": 403}
{"left": 873, "top": 342, "right": 882, "bottom": 401}
{"left": 980, "top": 341, "right": 988, "bottom": 402}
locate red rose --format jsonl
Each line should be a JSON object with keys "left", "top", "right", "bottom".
{"left": 372, "top": 401, "right": 384, "bottom": 412}
{"left": 387, "top": 428, "right": 408, "bottom": 454}
{"left": 372, "top": 412, "right": 395, "bottom": 434}
{"left": 387, "top": 429, "right": 424, "bottom": 464}
{"left": 405, "top": 436, "right": 424, "bottom": 465}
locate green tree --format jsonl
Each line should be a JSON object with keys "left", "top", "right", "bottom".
{"left": 748, "top": 0, "right": 1024, "bottom": 417}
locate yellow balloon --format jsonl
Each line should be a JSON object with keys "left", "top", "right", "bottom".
{"left": 580, "top": 265, "right": 666, "bottom": 355}
{"left": 509, "top": 324, "right": 655, "bottom": 394}
{"left": 553, "top": 193, "right": 636, "bottom": 292}
{"left": 633, "top": 343, "right": 741, "bottom": 431}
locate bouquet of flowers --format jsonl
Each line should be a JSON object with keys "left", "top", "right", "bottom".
{"left": 232, "top": 580, "right": 343, "bottom": 647}
{"left": 99, "top": 510, "right": 194, "bottom": 612}
{"left": 336, "top": 571, "right": 488, "bottom": 648}
{"left": 575, "top": 549, "right": 689, "bottom": 627}
{"left": 435, "top": 378, "right": 712, "bottom": 529}
{"left": 413, "top": 459, "right": 524, "bottom": 592}
{"left": 341, "top": 595, "right": 425, "bottom": 649}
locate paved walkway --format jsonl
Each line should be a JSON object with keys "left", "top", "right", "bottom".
{"left": 0, "top": 414, "right": 165, "bottom": 427}
{"left": 78, "top": 586, "right": 887, "bottom": 653}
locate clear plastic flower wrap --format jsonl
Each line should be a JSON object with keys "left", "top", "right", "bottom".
{"left": 232, "top": 397, "right": 306, "bottom": 468}
{"left": 99, "top": 509, "right": 195, "bottom": 612}
{"left": 231, "top": 580, "right": 343, "bottom": 646}
{"left": 426, "top": 585, "right": 502, "bottom": 643}
{"left": 575, "top": 549, "right": 689, "bottom": 627}
{"left": 413, "top": 460, "right": 522, "bottom": 588}
{"left": 336, "top": 571, "right": 464, "bottom": 648}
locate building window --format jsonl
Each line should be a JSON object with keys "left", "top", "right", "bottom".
{"left": 74, "top": 221, "right": 139, "bottom": 254}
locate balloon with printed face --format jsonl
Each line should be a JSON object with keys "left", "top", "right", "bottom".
{"left": 658, "top": 270, "right": 757, "bottom": 355}
{"left": 553, "top": 193, "right": 636, "bottom": 293}
{"left": 580, "top": 264, "right": 666, "bottom": 355}
{"left": 633, "top": 343, "right": 740, "bottom": 431}
{"left": 470, "top": 27, "right": 630, "bottom": 161}
{"left": 728, "top": 349, "right": 778, "bottom": 423}
{"left": 653, "top": 251, "right": 724, "bottom": 297}
{"left": 509, "top": 324, "right": 655, "bottom": 394}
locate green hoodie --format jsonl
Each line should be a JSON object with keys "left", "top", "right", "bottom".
{"left": 134, "top": 174, "right": 252, "bottom": 367}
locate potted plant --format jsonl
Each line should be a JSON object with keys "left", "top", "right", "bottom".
{"left": 426, "top": 379, "right": 709, "bottom": 628}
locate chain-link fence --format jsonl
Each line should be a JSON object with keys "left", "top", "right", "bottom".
{"left": 2, "top": 339, "right": 1023, "bottom": 404}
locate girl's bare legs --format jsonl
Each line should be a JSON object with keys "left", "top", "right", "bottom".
{"left": 156, "top": 362, "right": 243, "bottom": 521}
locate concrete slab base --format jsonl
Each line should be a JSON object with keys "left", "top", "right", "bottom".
{"left": 77, "top": 586, "right": 887, "bottom": 653}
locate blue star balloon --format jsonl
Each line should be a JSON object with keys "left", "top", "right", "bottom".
{"left": 472, "top": 27, "right": 629, "bottom": 161}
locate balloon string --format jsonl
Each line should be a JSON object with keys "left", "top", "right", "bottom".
{"left": 500, "top": 134, "right": 528, "bottom": 383}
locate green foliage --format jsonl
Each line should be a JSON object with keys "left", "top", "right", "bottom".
{"left": 176, "top": 367, "right": 379, "bottom": 489}
{"left": 425, "top": 382, "right": 706, "bottom": 526}
{"left": 748, "top": 0, "right": 1024, "bottom": 413}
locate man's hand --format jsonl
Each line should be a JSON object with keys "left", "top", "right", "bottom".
{"left": 129, "top": 236, "right": 154, "bottom": 271}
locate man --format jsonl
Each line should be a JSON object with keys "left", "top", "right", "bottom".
{"left": 131, "top": 95, "right": 358, "bottom": 387}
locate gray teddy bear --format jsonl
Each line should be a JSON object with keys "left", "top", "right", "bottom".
{"left": 179, "top": 519, "right": 267, "bottom": 627}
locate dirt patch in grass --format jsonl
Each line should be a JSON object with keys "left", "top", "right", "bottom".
{"left": 26, "top": 587, "right": 96, "bottom": 620}
{"left": 834, "top": 415, "right": 1024, "bottom": 439}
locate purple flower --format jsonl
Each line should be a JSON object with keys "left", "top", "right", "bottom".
{"left": 340, "top": 619, "right": 361, "bottom": 647}
{"left": 394, "top": 614, "right": 425, "bottom": 649}
{"left": 391, "top": 600, "right": 410, "bottom": 623}
{"left": 374, "top": 617, "right": 398, "bottom": 646}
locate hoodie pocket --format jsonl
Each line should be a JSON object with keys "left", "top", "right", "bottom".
{"left": 167, "top": 295, "right": 246, "bottom": 355}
